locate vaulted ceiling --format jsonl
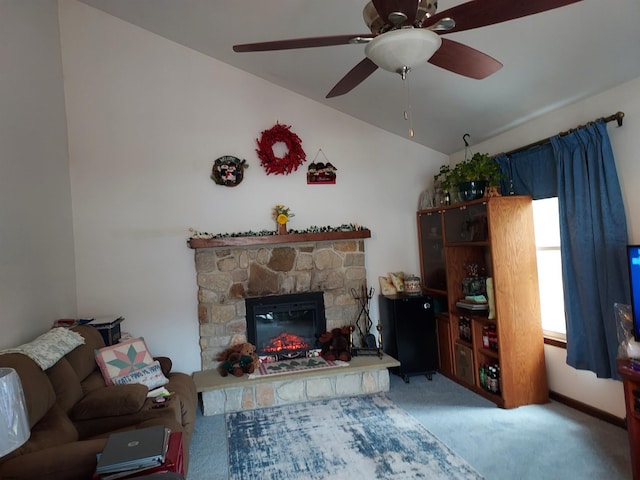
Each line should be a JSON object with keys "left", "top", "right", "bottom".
{"left": 78, "top": 0, "right": 640, "bottom": 154}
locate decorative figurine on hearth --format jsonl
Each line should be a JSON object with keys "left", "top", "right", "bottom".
{"left": 216, "top": 343, "right": 259, "bottom": 377}
{"left": 318, "top": 327, "right": 351, "bottom": 362}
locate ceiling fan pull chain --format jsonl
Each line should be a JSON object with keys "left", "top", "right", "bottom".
{"left": 401, "top": 66, "right": 414, "bottom": 138}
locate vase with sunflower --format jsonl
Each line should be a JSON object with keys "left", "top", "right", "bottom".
{"left": 273, "top": 204, "right": 294, "bottom": 235}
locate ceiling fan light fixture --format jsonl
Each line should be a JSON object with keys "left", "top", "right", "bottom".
{"left": 365, "top": 29, "right": 442, "bottom": 73}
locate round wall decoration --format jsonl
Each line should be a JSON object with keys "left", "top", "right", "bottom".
{"left": 211, "top": 156, "right": 248, "bottom": 187}
{"left": 256, "top": 123, "right": 306, "bottom": 175}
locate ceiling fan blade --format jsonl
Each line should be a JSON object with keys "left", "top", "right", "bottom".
{"left": 428, "top": 38, "right": 502, "bottom": 79}
{"left": 326, "top": 58, "right": 379, "bottom": 98}
{"left": 424, "top": 0, "right": 583, "bottom": 34}
{"left": 233, "top": 34, "right": 373, "bottom": 52}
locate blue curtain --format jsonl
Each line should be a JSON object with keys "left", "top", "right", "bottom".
{"left": 495, "top": 121, "right": 629, "bottom": 378}
{"left": 551, "top": 122, "right": 629, "bottom": 378}
{"left": 494, "top": 143, "right": 556, "bottom": 199}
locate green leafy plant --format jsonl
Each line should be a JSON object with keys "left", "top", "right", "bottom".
{"left": 434, "top": 152, "right": 502, "bottom": 191}
{"left": 434, "top": 164, "right": 462, "bottom": 192}
{"left": 458, "top": 152, "right": 502, "bottom": 186}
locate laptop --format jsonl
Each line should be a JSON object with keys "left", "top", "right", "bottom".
{"left": 96, "top": 425, "right": 169, "bottom": 475}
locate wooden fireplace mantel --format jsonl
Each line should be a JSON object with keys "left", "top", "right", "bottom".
{"left": 187, "top": 229, "right": 371, "bottom": 249}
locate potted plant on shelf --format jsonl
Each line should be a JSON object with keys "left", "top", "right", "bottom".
{"left": 434, "top": 153, "right": 502, "bottom": 203}
{"left": 456, "top": 152, "right": 503, "bottom": 201}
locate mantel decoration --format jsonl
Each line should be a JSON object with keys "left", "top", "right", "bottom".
{"left": 256, "top": 123, "right": 306, "bottom": 175}
{"left": 272, "top": 204, "right": 294, "bottom": 234}
{"left": 188, "top": 223, "right": 368, "bottom": 240}
{"left": 210, "top": 155, "right": 248, "bottom": 187}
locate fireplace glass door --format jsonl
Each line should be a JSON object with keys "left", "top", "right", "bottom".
{"left": 246, "top": 292, "right": 326, "bottom": 359}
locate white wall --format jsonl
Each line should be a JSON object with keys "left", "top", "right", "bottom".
{"left": 449, "top": 76, "right": 640, "bottom": 418}
{"left": 0, "top": 0, "right": 77, "bottom": 348}
{"left": 57, "top": 0, "right": 447, "bottom": 374}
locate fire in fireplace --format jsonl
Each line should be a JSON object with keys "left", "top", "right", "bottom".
{"left": 245, "top": 292, "right": 326, "bottom": 360}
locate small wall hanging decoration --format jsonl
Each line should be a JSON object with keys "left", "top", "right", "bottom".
{"left": 307, "top": 148, "right": 337, "bottom": 184}
{"left": 211, "top": 156, "right": 248, "bottom": 187}
{"left": 256, "top": 123, "right": 306, "bottom": 175}
{"left": 272, "top": 204, "right": 294, "bottom": 235}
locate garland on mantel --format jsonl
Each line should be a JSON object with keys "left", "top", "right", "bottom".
{"left": 188, "top": 224, "right": 368, "bottom": 240}
{"left": 256, "top": 123, "right": 306, "bottom": 175}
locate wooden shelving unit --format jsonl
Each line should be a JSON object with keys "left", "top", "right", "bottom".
{"left": 417, "top": 196, "right": 548, "bottom": 408}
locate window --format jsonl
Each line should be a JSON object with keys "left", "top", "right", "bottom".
{"left": 532, "top": 197, "right": 566, "bottom": 341}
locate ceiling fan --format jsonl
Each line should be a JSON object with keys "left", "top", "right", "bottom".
{"left": 233, "top": 0, "right": 583, "bottom": 98}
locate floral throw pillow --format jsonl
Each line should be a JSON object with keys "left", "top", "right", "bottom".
{"left": 95, "top": 337, "right": 155, "bottom": 385}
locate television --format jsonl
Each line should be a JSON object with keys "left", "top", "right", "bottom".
{"left": 626, "top": 245, "right": 640, "bottom": 341}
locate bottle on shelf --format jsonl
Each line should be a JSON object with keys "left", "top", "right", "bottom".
{"left": 459, "top": 316, "right": 472, "bottom": 343}
{"left": 482, "top": 326, "right": 490, "bottom": 349}
{"left": 479, "top": 363, "right": 487, "bottom": 390}
{"left": 487, "top": 363, "right": 501, "bottom": 394}
{"left": 488, "top": 324, "right": 498, "bottom": 352}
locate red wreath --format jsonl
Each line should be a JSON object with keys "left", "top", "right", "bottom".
{"left": 256, "top": 123, "right": 306, "bottom": 175}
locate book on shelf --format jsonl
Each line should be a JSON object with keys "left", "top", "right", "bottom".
{"left": 455, "top": 300, "right": 489, "bottom": 311}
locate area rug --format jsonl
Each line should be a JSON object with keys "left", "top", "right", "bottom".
{"left": 226, "top": 394, "right": 484, "bottom": 480}
{"left": 248, "top": 357, "right": 348, "bottom": 379}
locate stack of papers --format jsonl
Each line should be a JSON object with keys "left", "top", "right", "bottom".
{"left": 96, "top": 425, "right": 169, "bottom": 477}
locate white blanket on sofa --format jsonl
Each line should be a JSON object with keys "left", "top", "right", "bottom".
{"left": 0, "top": 327, "right": 85, "bottom": 370}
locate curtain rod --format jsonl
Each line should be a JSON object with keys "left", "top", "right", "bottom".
{"left": 502, "top": 111, "right": 625, "bottom": 157}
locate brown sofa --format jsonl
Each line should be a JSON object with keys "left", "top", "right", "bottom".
{"left": 0, "top": 326, "right": 197, "bottom": 480}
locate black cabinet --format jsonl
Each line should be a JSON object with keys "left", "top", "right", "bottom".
{"left": 379, "top": 294, "right": 438, "bottom": 383}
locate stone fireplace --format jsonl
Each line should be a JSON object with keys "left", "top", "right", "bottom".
{"left": 188, "top": 230, "right": 400, "bottom": 415}
{"left": 189, "top": 231, "right": 370, "bottom": 371}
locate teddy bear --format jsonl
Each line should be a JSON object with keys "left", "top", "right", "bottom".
{"left": 318, "top": 327, "right": 352, "bottom": 362}
{"left": 216, "top": 342, "right": 259, "bottom": 377}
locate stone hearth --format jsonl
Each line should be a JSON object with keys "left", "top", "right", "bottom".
{"left": 193, "top": 354, "right": 399, "bottom": 415}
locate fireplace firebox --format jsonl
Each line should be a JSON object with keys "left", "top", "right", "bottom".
{"left": 245, "top": 292, "right": 326, "bottom": 360}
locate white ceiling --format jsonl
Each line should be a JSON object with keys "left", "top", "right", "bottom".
{"left": 77, "top": 0, "right": 640, "bottom": 155}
